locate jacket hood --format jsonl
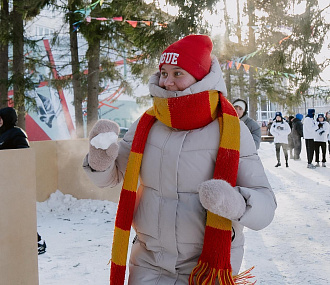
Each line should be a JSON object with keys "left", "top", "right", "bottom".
{"left": 0, "top": 107, "right": 17, "bottom": 134}
{"left": 316, "top": 113, "right": 325, "bottom": 122}
{"left": 307, "top": 109, "right": 315, "bottom": 118}
{"left": 148, "top": 56, "right": 227, "bottom": 98}
{"left": 295, "top": 113, "right": 303, "bottom": 121}
{"left": 274, "top": 111, "right": 283, "bottom": 122}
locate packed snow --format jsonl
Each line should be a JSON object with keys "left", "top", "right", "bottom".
{"left": 90, "top": 132, "right": 118, "bottom": 150}
{"left": 37, "top": 141, "right": 330, "bottom": 284}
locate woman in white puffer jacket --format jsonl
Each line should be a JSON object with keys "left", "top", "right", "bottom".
{"left": 270, "top": 112, "right": 291, "bottom": 167}
{"left": 314, "top": 113, "right": 330, "bottom": 167}
{"left": 83, "top": 35, "right": 276, "bottom": 285}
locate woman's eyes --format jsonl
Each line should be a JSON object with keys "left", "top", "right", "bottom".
{"left": 161, "top": 71, "right": 183, "bottom": 77}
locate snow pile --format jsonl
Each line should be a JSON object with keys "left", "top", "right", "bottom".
{"left": 37, "top": 190, "right": 116, "bottom": 214}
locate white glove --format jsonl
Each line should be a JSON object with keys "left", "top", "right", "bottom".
{"left": 88, "top": 119, "right": 120, "bottom": 171}
{"left": 199, "top": 179, "right": 246, "bottom": 221}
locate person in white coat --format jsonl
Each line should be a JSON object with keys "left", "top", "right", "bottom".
{"left": 303, "top": 108, "right": 318, "bottom": 169}
{"left": 314, "top": 113, "right": 330, "bottom": 167}
{"left": 270, "top": 111, "right": 291, "bottom": 167}
{"left": 83, "top": 35, "right": 276, "bottom": 285}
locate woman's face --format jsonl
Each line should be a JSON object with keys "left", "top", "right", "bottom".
{"left": 234, "top": 106, "right": 244, "bottom": 118}
{"left": 0, "top": 116, "right": 3, "bottom": 127}
{"left": 319, "top": 116, "right": 324, "bottom": 122}
{"left": 159, "top": 64, "right": 197, "bottom": 91}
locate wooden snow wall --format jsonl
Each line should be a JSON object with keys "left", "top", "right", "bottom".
{"left": 0, "top": 148, "right": 39, "bottom": 285}
{"left": 30, "top": 139, "right": 122, "bottom": 203}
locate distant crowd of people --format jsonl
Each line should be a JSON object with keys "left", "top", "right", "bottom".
{"left": 268, "top": 109, "right": 330, "bottom": 169}
{"left": 231, "top": 103, "right": 330, "bottom": 169}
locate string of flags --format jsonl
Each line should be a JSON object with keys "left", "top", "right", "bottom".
{"left": 83, "top": 16, "right": 167, "bottom": 28}
{"left": 73, "top": 1, "right": 296, "bottom": 79}
{"left": 221, "top": 49, "right": 296, "bottom": 78}
{"left": 222, "top": 31, "right": 296, "bottom": 79}
{"left": 72, "top": 0, "right": 167, "bottom": 31}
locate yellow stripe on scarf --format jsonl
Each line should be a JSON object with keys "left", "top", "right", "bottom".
{"left": 123, "top": 152, "right": 143, "bottom": 192}
{"left": 218, "top": 113, "right": 240, "bottom": 152}
{"left": 153, "top": 97, "right": 172, "bottom": 127}
{"left": 111, "top": 227, "right": 131, "bottom": 266}
{"left": 206, "top": 212, "right": 232, "bottom": 231}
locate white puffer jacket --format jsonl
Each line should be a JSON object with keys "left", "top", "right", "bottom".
{"left": 314, "top": 121, "right": 330, "bottom": 142}
{"left": 303, "top": 117, "right": 317, "bottom": 139}
{"left": 83, "top": 58, "right": 277, "bottom": 285}
{"left": 270, "top": 120, "right": 291, "bottom": 144}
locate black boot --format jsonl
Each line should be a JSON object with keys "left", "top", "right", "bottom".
{"left": 286, "top": 161, "right": 289, "bottom": 167}
{"left": 275, "top": 161, "right": 281, "bottom": 167}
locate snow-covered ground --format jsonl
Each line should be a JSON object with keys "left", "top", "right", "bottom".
{"left": 37, "top": 141, "right": 330, "bottom": 284}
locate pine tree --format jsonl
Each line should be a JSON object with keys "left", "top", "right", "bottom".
{"left": 73, "top": 0, "right": 219, "bottom": 133}
{"left": 11, "top": 0, "right": 56, "bottom": 129}
{"left": 253, "top": 0, "right": 329, "bottom": 110}
{"left": 0, "top": 0, "right": 9, "bottom": 108}
{"left": 68, "top": 0, "right": 84, "bottom": 138}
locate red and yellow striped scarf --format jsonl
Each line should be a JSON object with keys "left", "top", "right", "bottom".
{"left": 110, "top": 90, "right": 254, "bottom": 285}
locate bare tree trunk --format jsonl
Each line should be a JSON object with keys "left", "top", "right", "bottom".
{"left": 69, "top": 1, "right": 84, "bottom": 138}
{"left": 223, "top": 0, "right": 232, "bottom": 102}
{"left": 86, "top": 39, "right": 100, "bottom": 134}
{"left": 85, "top": 1, "right": 102, "bottom": 134}
{"left": 12, "top": 0, "right": 26, "bottom": 129}
{"left": 236, "top": 0, "right": 245, "bottom": 100}
{"left": 247, "top": 0, "right": 258, "bottom": 120}
{"left": 0, "top": 0, "right": 9, "bottom": 108}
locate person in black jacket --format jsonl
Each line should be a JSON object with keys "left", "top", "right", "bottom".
{"left": 288, "top": 115, "right": 295, "bottom": 159}
{"left": 0, "top": 107, "right": 46, "bottom": 254}
{"left": 291, "top": 113, "right": 304, "bottom": 160}
{"left": 0, "top": 107, "right": 29, "bottom": 149}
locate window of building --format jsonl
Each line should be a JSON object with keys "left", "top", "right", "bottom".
{"left": 36, "top": 26, "right": 54, "bottom": 36}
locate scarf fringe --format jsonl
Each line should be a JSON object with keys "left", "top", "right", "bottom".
{"left": 189, "top": 261, "right": 256, "bottom": 285}
{"left": 233, "top": 267, "right": 256, "bottom": 285}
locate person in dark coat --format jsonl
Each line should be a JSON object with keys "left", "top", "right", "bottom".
{"left": 0, "top": 107, "right": 29, "bottom": 149}
{"left": 266, "top": 118, "right": 273, "bottom": 136}
{"left": 0, "top": 107, "right": 46, "bottom": 254}
{"left": 287, "top": 115, "right": 295, "bottom": 159}
{"left": 291, "top": 113, "right": 304, "bottom": 160}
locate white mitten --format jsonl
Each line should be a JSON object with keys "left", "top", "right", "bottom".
{"left": 198, "top": 179, "right": 246, "bottom": 221}
{"left": 88, "top": 119, "right": 120, "bottom": 171}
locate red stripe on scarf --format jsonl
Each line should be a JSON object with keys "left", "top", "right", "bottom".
{"left": 218, "top": 98, "right": 238, "bottom": 117}
{"left": 213, "top": 148, "right": 239, "bottom": 181}
{"left": 115, "top": 189, "right": 136, "bottom": 231}
{"left": 168, "top": 92, "right": 213, "bottom": 130}
{"left": 199, "top": 226, "right": 232, "bottom": 269}
{"left": 131, "top": 112, "right": 156, "bottom": 153}
{"left": 110, "top": 263, "right": 126, "bottom": 284}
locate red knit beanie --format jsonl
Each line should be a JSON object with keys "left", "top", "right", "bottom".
{"left": 159, "top": 34, "right": 213, "bottom": 81}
